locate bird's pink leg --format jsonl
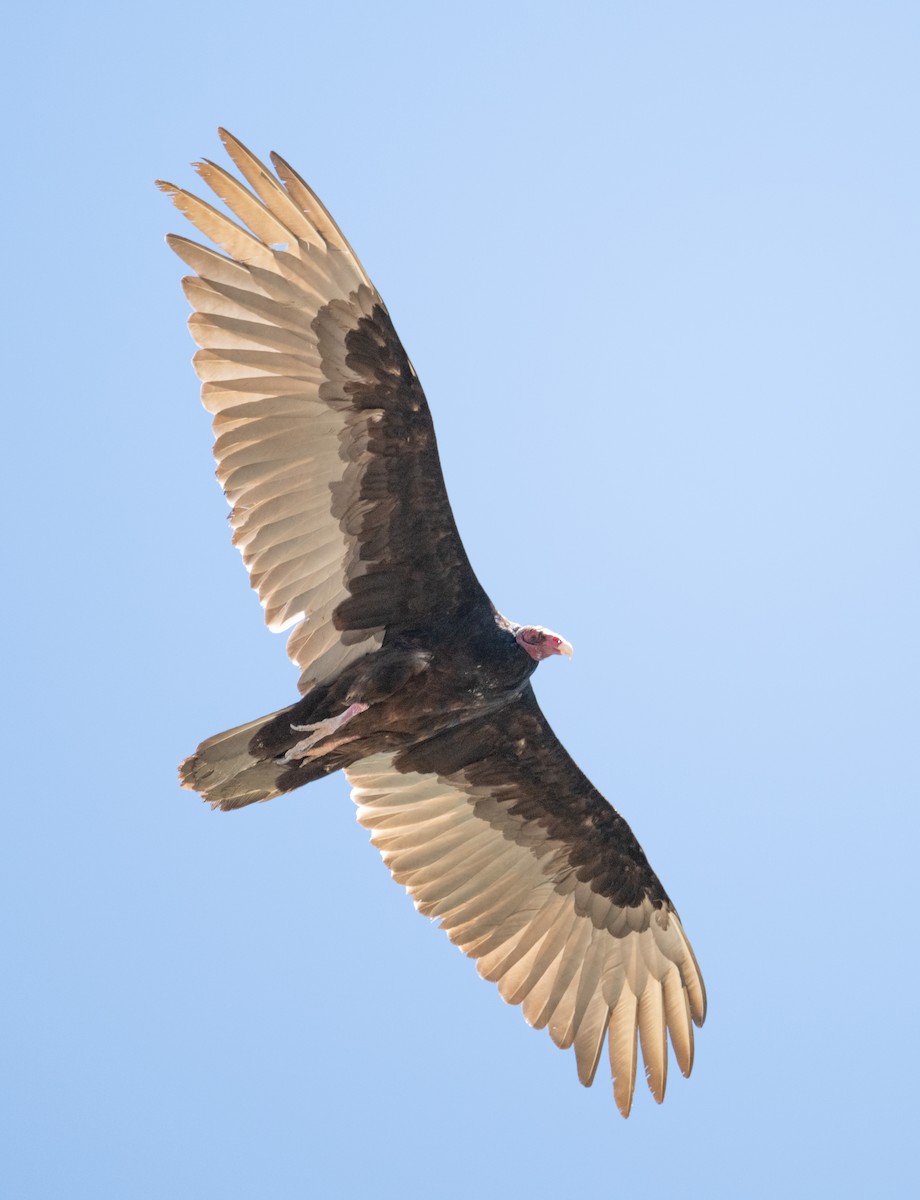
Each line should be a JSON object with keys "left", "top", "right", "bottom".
{"left": 285, "top": 702, "right": 369, "bottom": 761}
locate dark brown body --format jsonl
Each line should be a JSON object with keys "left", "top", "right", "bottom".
{"left": 252, "top": 608, "right": 539, "bottom": 791}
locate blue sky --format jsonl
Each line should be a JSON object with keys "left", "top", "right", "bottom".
{"left": 4, "top": 2, "right": 918, "bottom": 1196}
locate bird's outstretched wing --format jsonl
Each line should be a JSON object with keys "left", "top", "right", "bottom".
{"left": 159, "top": 131, "right": 489, "bottom": 692}
{"left": 346, "top": 685, "right": 706, "bottom": 1117}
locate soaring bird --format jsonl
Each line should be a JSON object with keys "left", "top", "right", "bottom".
{"left": 160, "top": 131, "right": 706, "bottom": 1117}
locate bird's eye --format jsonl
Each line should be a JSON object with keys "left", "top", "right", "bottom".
{"left": 551, "top": 636, "right": 560, "bottom": 645}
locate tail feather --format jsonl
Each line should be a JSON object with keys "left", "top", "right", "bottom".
{"left": 180, "top": 706, "right": 294, "bottom": 811}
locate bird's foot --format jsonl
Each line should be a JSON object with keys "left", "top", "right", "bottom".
{"left": 285, "top": 702, "right": 369, "bottom": 761}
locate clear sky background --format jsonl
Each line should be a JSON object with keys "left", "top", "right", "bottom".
{"left": 4, "top": 2, "right": 918, "bottom": 1196}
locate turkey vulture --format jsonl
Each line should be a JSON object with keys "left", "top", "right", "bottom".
{"left": 160, "top": 131, "right": 706, "bottom": 1117}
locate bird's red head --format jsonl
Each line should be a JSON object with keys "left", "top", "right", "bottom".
{"left": 515, "top": 625, "right": 574, "bottom": 662}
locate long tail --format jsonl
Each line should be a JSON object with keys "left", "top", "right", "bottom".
{"left": 181, "top": 702, "right": 349, "bottom": 810}
{"left": 179, "top": 707, "right": 296, "bottom": 810}
{"left": 181, "top": 689, "right": 363, "bottom": 810}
